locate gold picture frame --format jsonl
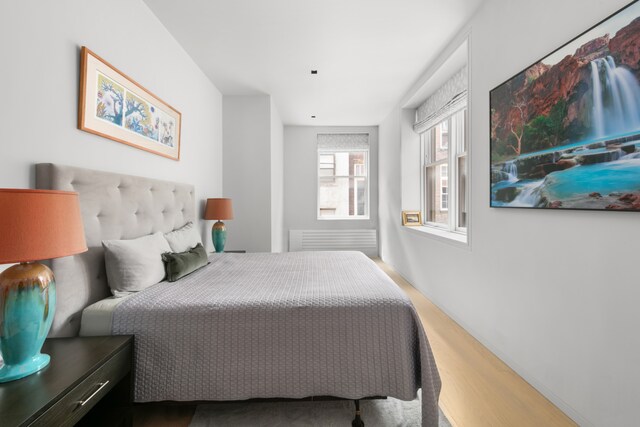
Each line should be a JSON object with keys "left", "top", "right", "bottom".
{"left": 78, "top": 47, "right": 181, "bottom": 160}
{"left": 402, "top": 211, "right": 422, "bottom": 226}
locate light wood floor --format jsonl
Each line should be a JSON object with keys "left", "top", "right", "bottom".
{"left": 134, "top": 259, "right": 577, "bottom": 427}
{"left": 374, "top": 260, "right": 577, "bottom": 427}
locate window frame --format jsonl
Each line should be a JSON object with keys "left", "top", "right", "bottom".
{"left": 420, "top": 105, "right": 468, "bottom": 234}
{"left": 455, "top": 110, "right": 469, "bottom": 233}
{"left": 317, "top": 149, "right": 370, "bottom": 220}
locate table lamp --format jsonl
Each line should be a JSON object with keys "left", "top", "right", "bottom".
{"left": 0, "top": 189, "right": 87, "bottom": 382}
{"left": 204, "top": 198, "right": 233, "bottom": 253}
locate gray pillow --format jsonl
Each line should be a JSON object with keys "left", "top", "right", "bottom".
{"left": 162, "top": 244, "right": 209, "bottom": 282}
{"left": 103, "top": 232, "right": 171, "bottom": 297}
{"left": 164, "top": 221, "right": 203, "bottom": 253}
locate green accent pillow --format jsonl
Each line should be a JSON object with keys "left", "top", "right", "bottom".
{"left": 161, "top": 244, "right": 209, "bottom": 282}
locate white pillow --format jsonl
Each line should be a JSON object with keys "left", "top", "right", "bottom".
{"left": 103, "top": 232, "right": 171, "bottom": 297}
{"left": 164, "top": 222, "right": 203, "bottom": 253}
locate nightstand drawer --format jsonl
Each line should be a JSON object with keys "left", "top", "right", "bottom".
{"left": 30, "top": 345, "right": 131, "bottom": 427}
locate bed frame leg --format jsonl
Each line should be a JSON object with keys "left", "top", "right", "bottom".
{"left": 352, "top": 399, "right": 364, "bottom": 427}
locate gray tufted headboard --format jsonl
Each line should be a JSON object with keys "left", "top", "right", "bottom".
{"left": 36, "top": 163, "right": 196, "bottom": 337}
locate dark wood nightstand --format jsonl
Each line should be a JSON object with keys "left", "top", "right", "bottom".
{"left": 0, "top": 335, "right": 133, "bottom": 427}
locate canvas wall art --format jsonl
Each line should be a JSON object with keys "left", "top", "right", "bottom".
{"left": 490, "top": 0, "right": 640, "bottom": 211}
{"left": 79, "top": 47, "right": 181, "bottom": 160}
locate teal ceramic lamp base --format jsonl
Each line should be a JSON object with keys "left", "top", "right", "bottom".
{"left": 0, "top": 353, "right": 50, "bottom": 382}
{"left": 0, "top": 262, "right": 56, "bottom": 383}
{"left": 212, "top": 221, "right": 227, "bottom": 253}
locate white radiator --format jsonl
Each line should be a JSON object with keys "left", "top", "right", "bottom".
{"left": 289, "top": 229, "right": 378, "bottom": 256}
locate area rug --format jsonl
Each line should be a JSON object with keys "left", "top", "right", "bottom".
{"left": 189, "top": 396, "right": 452, "bottom": 427}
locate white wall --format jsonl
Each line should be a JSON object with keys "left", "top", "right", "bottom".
{"left": 223, "top": 96, "right": 272, "bottom": 252}
{"left": 283, "top": 126, "right": 378, "bottom": 251}
{"left": 378, "top": 1, "right": 639, "bottom": 426}
{"left": 0, "top": 0, "right": 223, "bottom": 253}
{"left": 270, "top": 98, "right": 285, "bottom": 252}
{"left": 223, "top": 95, "right": 284, "bottom": 252}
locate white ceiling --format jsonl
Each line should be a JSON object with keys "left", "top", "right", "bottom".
{"left": 144, "top": 0, "right": 483, "bottom": 126}
{"left": 404, "top": 40, "right": 469, "bottom": 109}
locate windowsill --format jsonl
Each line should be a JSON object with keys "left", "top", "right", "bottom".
{"left": 402, "top": 224, "right": 468, "bottom": 247}
{"left": 318, "top": 217, "right": 370, "bottom": 221}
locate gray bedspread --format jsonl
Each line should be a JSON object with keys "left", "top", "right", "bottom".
{"left": 112, "top": 251, "right": 441, "bottom": 426}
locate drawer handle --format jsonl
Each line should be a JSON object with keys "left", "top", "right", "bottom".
{"left": 75, "top": 380, "right": 110, "bottom": 409}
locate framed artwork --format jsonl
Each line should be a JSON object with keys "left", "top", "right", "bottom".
{"left": 490, "top": 0, "right": 640, "bottom": 211}
{"left": 78, "top": 47, "right": 181, "bottom": 160}
{"left": 402, "top": 211, "right": 422, "bottom": 226}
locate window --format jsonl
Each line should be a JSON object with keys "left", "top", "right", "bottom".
{"left": 410, "top": 47, "right": 468, "bottom": 242}
{"left": 422, "top": 108, "right": 467, "bottom": 232}
{"left": 317, "top": 133, "right": 369, "bottom": 220}
{"left": 318, "top": 150, "right": 369, "bottom": 219}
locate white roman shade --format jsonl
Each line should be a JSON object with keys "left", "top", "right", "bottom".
{"left": 318, "top": 133, "right": 369, "bottom": 151}
{"left": 414, "top": 66, "right": 468, "bottom": 134}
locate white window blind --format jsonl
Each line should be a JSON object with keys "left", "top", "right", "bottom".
{"left": 414, "top": 66, "right": 468, "bottom": 134}
{"left": 318, "top": 133, "right": 369, "bottom": 151}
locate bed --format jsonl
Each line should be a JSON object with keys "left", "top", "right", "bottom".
{"left": 36, "top": 163, "right": 441, "bottom": 426}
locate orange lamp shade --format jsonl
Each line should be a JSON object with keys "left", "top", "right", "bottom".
{"left": 204, "top": 198, "right": 233, "bottom": 220}
{"left": 0, "top": 189, "right": 88, "bottom": 264}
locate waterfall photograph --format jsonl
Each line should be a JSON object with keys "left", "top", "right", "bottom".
{"left": 490, "top": 0, "right": 640, "bottom": 211}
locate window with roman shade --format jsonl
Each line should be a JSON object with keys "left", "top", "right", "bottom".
{"left": 317, "top": 133, "right": 369, "bottom": 219}
{"left": 415, "top": 66, "right": 469, "bottom": 234}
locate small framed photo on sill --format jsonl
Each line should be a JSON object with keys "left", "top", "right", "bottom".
{"left": 402, "top": 211, "right": 422, "bottom": 226}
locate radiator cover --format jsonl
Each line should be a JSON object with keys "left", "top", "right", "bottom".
{"left": 289, "top": 229, "right": 377, "bottom": 256}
